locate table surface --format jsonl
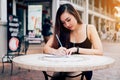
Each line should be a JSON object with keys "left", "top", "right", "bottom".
{"left": 13, "top": 54, "right": 115, "bottom": 72}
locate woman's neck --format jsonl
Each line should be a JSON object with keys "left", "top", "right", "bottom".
{"left": 70, "top": 24, "right": 86, "bottom": 43}
{"left": 71, "top": 24, "right": 83, "bottom": 34}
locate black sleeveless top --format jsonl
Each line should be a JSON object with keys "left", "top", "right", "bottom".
{"left": 68, "top": 25, "right": 92, "bottom": 54}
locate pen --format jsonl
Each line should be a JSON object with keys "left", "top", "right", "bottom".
{"left": 55, "top": 34, "right": 63, "bottom": 47}
{"left": 55, "top": 34, "right": 69, "bottom": 57}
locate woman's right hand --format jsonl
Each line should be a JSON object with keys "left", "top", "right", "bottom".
{"left": 54, "top": 47, "right": 67, "bottom": 56}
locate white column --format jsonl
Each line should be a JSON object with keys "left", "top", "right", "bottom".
{"left": 91, "top": 15, "right": 94, "bottom": 25}
{"left": 99, "top": 0, "right": 102, "bottom": 12}
{"left": 92, "top": 0, "right": 94, "bottom": 10}
{"left": 52, "top": 0, "right": 60, "bottom": 26}
{"left": 13, "top": 0, "right": 16, "bottom": 15}
{"left": 83, "top": 0, "right": 88, "bottom": 24}
{"left": 104, "top": 0, "right": 107, "bottom": 14}
{"left": 24, "top": 9, "right": 26, "bottom": 35}
{"left": 0, "top": 0, "right": 7, "bottom": 61}
{"left": 98, "top": 18, "right": 101, "bottom": 32}
{"left": 1, "top": 0, "right": 7, "bottom": 22}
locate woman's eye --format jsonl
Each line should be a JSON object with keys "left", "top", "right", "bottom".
{"left": 67, "top": 19, "right": 71, "bottom": 22}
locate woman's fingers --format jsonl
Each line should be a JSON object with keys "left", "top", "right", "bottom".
{"left": 55, "top": 47, "right": 77, "bottom": 55}
{"left": 66, "top": 47, "right": 77, "bottom": 55}
{"left": 57, "top": 47, "right": 67, "bottom": 55}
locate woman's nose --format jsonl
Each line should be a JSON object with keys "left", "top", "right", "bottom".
{"left": 65, "top": 22, "right": 70, "bottom": 27}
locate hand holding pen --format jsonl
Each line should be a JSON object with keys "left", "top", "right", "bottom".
{"left": 55, "top": 34, "right": 68, "bottom": 56}
{"left": 55, "top": 34, "right": 75, "bottom": 56}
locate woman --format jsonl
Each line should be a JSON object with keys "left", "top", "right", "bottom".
{"left": 43, "top": 3, "right": 103, "bottom": 80}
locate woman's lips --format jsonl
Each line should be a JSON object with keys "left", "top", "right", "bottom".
{"left": 67, "top": 26, "right": 72, "bottom": 29}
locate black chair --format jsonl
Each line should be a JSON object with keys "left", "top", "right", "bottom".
{"left": 1, "top": 36, "right": 29, "bottom": 75}
{"left": 1, "top": 53, "right": 15, "bottom": 75}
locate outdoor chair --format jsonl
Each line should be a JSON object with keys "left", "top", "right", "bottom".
{"left": 1, "top": 36, "right": 29, "bottom": 75}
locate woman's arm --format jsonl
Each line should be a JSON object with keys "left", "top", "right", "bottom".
{"left": 43, "top": 35, "right": 57, "bottom": 54}
{"left": 79, "top": 25, "right": 103, "bottom": 55}
{"left": 43, "top": 35, "right": 67, "bottom": 55}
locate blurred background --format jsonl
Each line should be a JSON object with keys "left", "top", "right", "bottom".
{"left": 0, "top": 0, "right": 120, "bottom": 80}
{"left": 0, "top": 0, "right": 120, "bottom": 56}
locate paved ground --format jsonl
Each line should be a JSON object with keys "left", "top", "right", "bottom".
{"left": 92, "top": 40, "right": 120, "bottom": 80}
{"left": 0, "top": 40, "right": 120, "bottom": 80}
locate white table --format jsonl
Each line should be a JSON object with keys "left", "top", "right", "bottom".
{"left": 13, "top": 54, "right": 115, "bottom": 80}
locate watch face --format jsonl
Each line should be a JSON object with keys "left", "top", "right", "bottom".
{"left": 9, "top": 37, "right": 19, "bottom": 51}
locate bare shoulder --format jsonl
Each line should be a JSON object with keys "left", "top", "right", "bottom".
{"left": 86, "top": 24, "right": 97, "bottom": 33}
{"left": 87, "top": 24, "right": 96, "bottom": 30}
{"left": 86, "top": 24, "right": 97, "bottom": 39}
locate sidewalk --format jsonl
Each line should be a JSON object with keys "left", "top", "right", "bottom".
{"left": 0, "top": 41, "right": 120, "bottom": 80}
{"left": 92, "top": 40, "right": 120, "bottom": 80}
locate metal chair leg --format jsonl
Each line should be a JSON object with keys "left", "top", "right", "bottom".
{"left": 1, "top": 55, "right": 13, "bottom": 75}
{"left": 42, "top": 71, "right": 49, "bottom": 80}
{"left": 81, "top": 74, "right": 84, "bottom": 80}
{"left": 1, "top": 56, "right": 5, "bottom": 74}
{"left": 10, "top": 62, "right": 13, "bottom": 75}
{"left": 1, "top": 62, "right": 4, "bottom": 73}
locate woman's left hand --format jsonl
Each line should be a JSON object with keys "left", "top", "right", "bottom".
{"left": 66, "top": 47, "right": 77, "bottom": 55}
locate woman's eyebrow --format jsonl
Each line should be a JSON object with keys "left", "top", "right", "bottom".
{"left": 65, "top": 17, "right": 70, "bottom": 21}
{"left": 61, "top": 17, "right": 70, "bottom": 23}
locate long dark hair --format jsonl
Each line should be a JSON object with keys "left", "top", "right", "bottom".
{"left": 53, "top": 3, "right": 83, "bottom": 48}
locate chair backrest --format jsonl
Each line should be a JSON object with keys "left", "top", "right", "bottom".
{"left": 18, "top": 35, "right": 29, "bottom": 55}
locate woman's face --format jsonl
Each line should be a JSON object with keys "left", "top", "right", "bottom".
{"left": 60, "top": 12, "right": 78, "bottom": 30}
